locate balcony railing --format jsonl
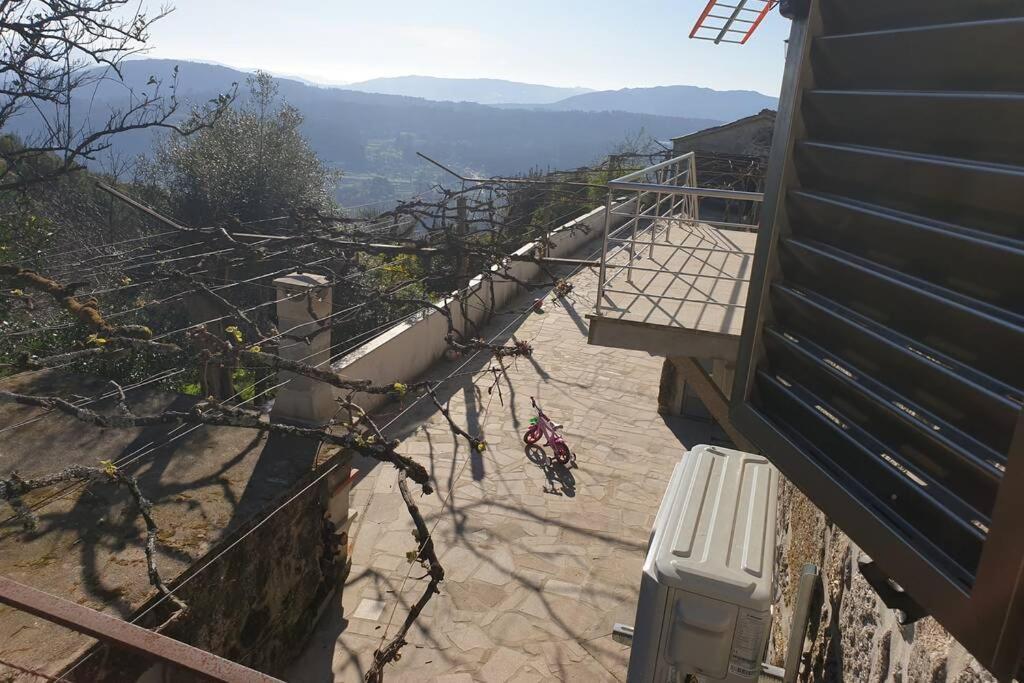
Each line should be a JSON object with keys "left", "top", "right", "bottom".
{"left": 595, "top": 152, "right": 765, "bottom": 326}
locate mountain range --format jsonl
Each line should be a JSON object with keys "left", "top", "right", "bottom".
{"left": 506, "top": 85, "right": 777, "bottom": 122}
{"left": 341, "top": 75, "right": 777, "bottom": 122}
{"left": 344, "top": 75, "right": 592, "bottom": 105}
{"left": 7, "top": 60, "right": 776, "bottom": 205}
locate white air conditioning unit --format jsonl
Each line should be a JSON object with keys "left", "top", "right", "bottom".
{"left": 627, "top": 444, "right": 778, "bottom": 683}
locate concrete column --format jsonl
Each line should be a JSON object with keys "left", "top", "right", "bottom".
{"left": 661, "top": 357, "right": 737, "bottom": 417}
{"left": 325, "top": 464, "right": 358, "bottom": 579}
{"left": 711, "top": 359, "right": 736, "bottom": 400}
{"left": 271, "top": 273, "right": 335, "bottom": 426}
{"left": 271, "top": 273, "right": 359, "bottom": 585}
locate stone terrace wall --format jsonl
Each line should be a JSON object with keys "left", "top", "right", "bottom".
{"left": 769, "top": 476, "right": 998, "bottom": 683}
{"left": 65, "top": 454, "right": 349, "bottom": 681}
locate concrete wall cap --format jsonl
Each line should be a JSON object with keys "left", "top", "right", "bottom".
{"left": 274, "top": 273, "right": 330, "bottom": 291}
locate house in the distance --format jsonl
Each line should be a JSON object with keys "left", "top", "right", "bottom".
{"left": 671, "top": 108, "right": 776, "bottom": 158}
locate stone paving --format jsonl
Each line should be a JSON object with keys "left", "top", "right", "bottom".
{"left": 287, "top": 262, "right": 727, "bottom": 682}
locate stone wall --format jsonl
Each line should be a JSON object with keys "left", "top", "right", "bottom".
{"left": 65, "top": 453, "right": 349, "bottom": 681}
{"left": 769, "top": 476, "right": 997, "bottom": 683}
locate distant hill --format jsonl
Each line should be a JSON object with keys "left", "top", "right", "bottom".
{"left": 506, "top": 85, "right": 778, "bottom": 122}
{"left": 6, "top": 60, "right": 722, "bottom": 205}
{"left": 345, "top": 75, "right": 592, "bottom": 105}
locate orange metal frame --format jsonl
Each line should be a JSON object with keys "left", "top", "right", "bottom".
{"left": 689, "top": 0, "right": 778, "bottom": 44}
{"left": 741, "top": 0, "right": 779, "bottom": 43}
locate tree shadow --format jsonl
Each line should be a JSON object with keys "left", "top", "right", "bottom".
{"left": 556, "top": 292, "right": 589, "bottom": 337}
{"left": 14, "top": 392, "right": 216, "bottom": 616}
{"left": 463, "top": 384, "right": 486, "bottom": 482}
{"left": 3, "top": 382, "right": 318, "bottom": 620}
{"left": 522, "top": 349, "right": 552, "bottom": 382}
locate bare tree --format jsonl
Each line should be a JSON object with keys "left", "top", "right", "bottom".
{"left": 0, "top": 0, "right": 235, "bottom": 190}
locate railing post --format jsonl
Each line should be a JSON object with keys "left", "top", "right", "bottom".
{"left": 673, "top": 157, "right": 681, "bottom": 224}
{"left": 666, "top": 159, "right": 678, "bottom": 242}
{"left": 627, "top": 189, "right": 642, "bottom": 284}
{"left": 651, "top": 189, "right": 661, "bottom": 257}
{"left": 689, "top": 153, "right": 700, "bottom": 222}
{"left": 596, "top": 191, "right": 613, "bottom": 314}
{"left": 271, "top": 273, "right": 335, "bottom": 426}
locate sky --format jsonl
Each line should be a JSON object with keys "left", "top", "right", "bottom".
{"left": 140, "top": 0, "right": 790, "bottom": 96}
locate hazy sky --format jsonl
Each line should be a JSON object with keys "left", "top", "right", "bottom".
{"left": 142, "top": 1, "right": 790, "bottom": 96}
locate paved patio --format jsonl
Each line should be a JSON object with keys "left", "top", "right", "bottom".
{"left": 288, "top": 260, "right": 727, "bottom": 682}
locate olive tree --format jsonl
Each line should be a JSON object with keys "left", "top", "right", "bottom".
{"left": 143, "top": 72, "right": 340, "bottom": 227}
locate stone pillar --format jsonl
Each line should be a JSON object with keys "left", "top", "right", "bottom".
{"left": 325, "top": 464, "right": 358, "bottom": 581}
{"left": 658, "top": 357, "right": 687, "bottom": 416}
{"left": 271, "top": 273, "right": 335, "bottom": 426}
{"left": 271, "top": 273, "right": 361, "bottom": 591}
{"left": 271, "top": 273, "right": 359, "bottom": 593}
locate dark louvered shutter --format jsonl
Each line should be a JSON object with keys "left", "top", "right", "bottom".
{"left": 731, "top": 1, "right": 1024, "bottom": 679}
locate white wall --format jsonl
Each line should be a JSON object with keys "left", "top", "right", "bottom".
{"left": 331, "top": 199, "right": 635, "bottom": 412}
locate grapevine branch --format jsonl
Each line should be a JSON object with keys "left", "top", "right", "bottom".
{"left": 363, "top": 472, "right": 443, "bottom": 683}
{"left": 0, "top": 265, "right": 153, "bottom": 339}
{"left": 0, "top": 390, "right": 432, "bottom": 491}
{"left": 333, "top": 402, "right": 448, "bottom": 683}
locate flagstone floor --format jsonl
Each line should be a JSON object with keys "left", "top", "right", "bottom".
{"left": 288, "top": 261, "right": 727, "bottom": 682}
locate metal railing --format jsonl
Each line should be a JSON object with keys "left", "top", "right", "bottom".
{"left": 595, "top": 151, "right": 765, "bottom": 317}
{"left": 0, "top": 576, "right": 282, "bottom": 682}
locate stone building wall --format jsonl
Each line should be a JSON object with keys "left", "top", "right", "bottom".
{"left": 671, "top": 110, "right": 776, "bottom": 158}
{"left": 769, "top": 476, "right": 998, "bottom": 683}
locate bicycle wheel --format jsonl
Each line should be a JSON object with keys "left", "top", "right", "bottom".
{"left": 553, "top": 442, "right": 571, "bottom": 464}
{"left": 523, "top": 425, "right": 542, "bottom": 444}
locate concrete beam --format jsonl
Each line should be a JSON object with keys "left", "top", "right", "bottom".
{"left": 587, "top": 314, "right": 740, "bottom": 361}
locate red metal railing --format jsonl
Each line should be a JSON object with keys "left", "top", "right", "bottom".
{"left": 0, "top": 576, "right": 283, "bottom": 683}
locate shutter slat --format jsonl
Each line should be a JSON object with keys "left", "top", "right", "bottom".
{"left": 762, "top": 325, "right": 1002, "bottom": 516}
{"left": 754, "top": 371, "right": 985, "bottom": 580}
{"left": 771, "top": 283, "right": 1021, "bottom": 454}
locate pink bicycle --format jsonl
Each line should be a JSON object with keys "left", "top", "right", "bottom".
{"left": 523, "top": 396, "right": 575, "bottom": 466}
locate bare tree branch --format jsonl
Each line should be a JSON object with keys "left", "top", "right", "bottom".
{"left": 0, "top": 389, "right": 433, "bottom": 491}
{"left": 0, "top": 264, "right": 153, "bottom": 338}
{"left": 0, "top": 0, "right": 236, "bottom": 191}
{"left": 363, "top": 472, "right": 443, "bottom": 683}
